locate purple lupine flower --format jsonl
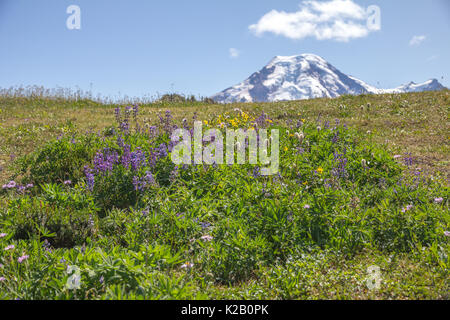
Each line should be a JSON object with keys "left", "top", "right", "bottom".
{"left": 147, "top": 125, "right": 158, "bottom": 139}
{"left": 252, "top": 166, "right": 261, "bottom": 178}
{"left": 168, "top": 140, "right": 175, "bottom": 153}
{"left": 120, "top": 120, "right": 130, "bottom": 134}
{"left": 0, "top": 233, "right": 7, "bottom": 238}
{"left": 118, "top": 107, "right": 131, "bottom": 134}
{"left": 106, "top": 150, "right": 118, "bottom": 170}
{"left": 434, "top": 197, "right": 443, "bottom": 204}
{"left": 158, "top": 110, "right": 174, "bottom": 133}
{"left": 42, "top": 240, "right": 52, "bottom": 253}
{"left": 130, "top": 148, "right": 145, "bottom": 171}
{"left": 4, "top": 245, "right": 14, "bottom": 251}
{"left": 132, "top": 176, "right": 141, "bottom": 191}
{"left": 304, "top": 204, "right": 311, "bottom": 209}
{"left": 133, "top": 104, "right": 139, "bottom": 121}
{"left": 332, "top": 151, "right": 348, "bottom": 179}
{"left": 332, "top": 131, "right": 339, "bottom": 144}
{"left": 0, "top": 277, "right": 5, "bottom": 282}
{"left": 143, "top": 171, "right": 156, "bottom": 186}
{"left": 255, "top": 112, "right": 269, "bottom": 128}
{"left": 444, "top": 231, "right": 450, "bottom": 237}
{"left": 26, "top": 183, "right": 34, "bottom": 189}
{"left": 117, "top": 135, "right": 125, "bottom": 148}
{"left": 404, "top": 153, "right": 414, "bottom": 167}
{"left": 156, "top": 143, "right": 168, "bottom": 159}
{"left": 84, "top": 166, "right": 95, "bottom": 191}
{"left": 94, "top": 149, "right": 118, "bottom": 174}
{"left": 18, "top": 255, "right": 29, "bottom": 263}
{"left": 114, "top": 107, "right": 122, "bottom": 124}
{"left": 64, "top": 180, "right": 72, "bottom": 185}
{"left": 148, "top": 150, "right": 157, "bottom": 168}
{"left": 121, "top": 144, "right": 132, "bottom": 168}
{"left": 165, "top": 110, "right": 173, "bottom": 132}
{"left": 182, "top": 118, "right": 190, "bottom": 130}
{"left": 16, "top": 185, "right": 25, "bottom": 194}
{"left": 93, "top": 151, "right": 104, "bottom": 173}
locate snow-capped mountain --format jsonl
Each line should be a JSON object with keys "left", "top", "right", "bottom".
{"left": 386, "top": 79, "right": 446, "bottom": 93}
{"left": 211, "top": 54, "right": 446, "bottom": 103}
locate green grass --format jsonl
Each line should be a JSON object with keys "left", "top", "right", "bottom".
{"left": 0, "top": 90, "right": 448, "bottom": 300}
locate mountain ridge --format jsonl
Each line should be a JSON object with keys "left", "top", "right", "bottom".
{"left": 211, "top": 54, "right": 446, "bottom": 103}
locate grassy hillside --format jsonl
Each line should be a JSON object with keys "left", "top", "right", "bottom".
{"left": 0, "top": 90, "right": 448, "bottom": 299}
{"left": 1, "top": 90, "right": 448, "bottom": 182}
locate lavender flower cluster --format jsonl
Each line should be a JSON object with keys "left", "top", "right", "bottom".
{"left": 84, "top": 135, "right": 170, "bottom": 192}
{"left": 2, "top": 181, "right": 34, "bottom": 194}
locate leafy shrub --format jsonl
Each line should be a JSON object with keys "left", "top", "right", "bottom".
{"left": 16, "top": 134, "right": 102, "bottom": 186}
{"left": 7, "top": 196, "right": 98, "bottom": 248}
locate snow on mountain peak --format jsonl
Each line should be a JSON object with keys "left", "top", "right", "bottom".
{"left": 211, "top": 55, "right": 446, "bottom": 103}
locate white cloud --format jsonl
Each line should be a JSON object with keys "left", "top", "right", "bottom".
{"left": 229, "top": 48, "right": 240, "bottom": 59}
{"left": 249, "top": 0, "right": 379, "bottom": 42}
{"left": 409, "top": 35, "right": 426, "bottom": 46}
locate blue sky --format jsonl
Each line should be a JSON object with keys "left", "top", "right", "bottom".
{"left": 0, "top": 0, "right": 449, "bottom": 99}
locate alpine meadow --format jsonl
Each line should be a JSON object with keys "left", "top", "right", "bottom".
{"left": 0, "top": 0, "right": 449, "bottom": 303}
{"left": 0, "top": 88, "right": 448, "bottom": 299}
